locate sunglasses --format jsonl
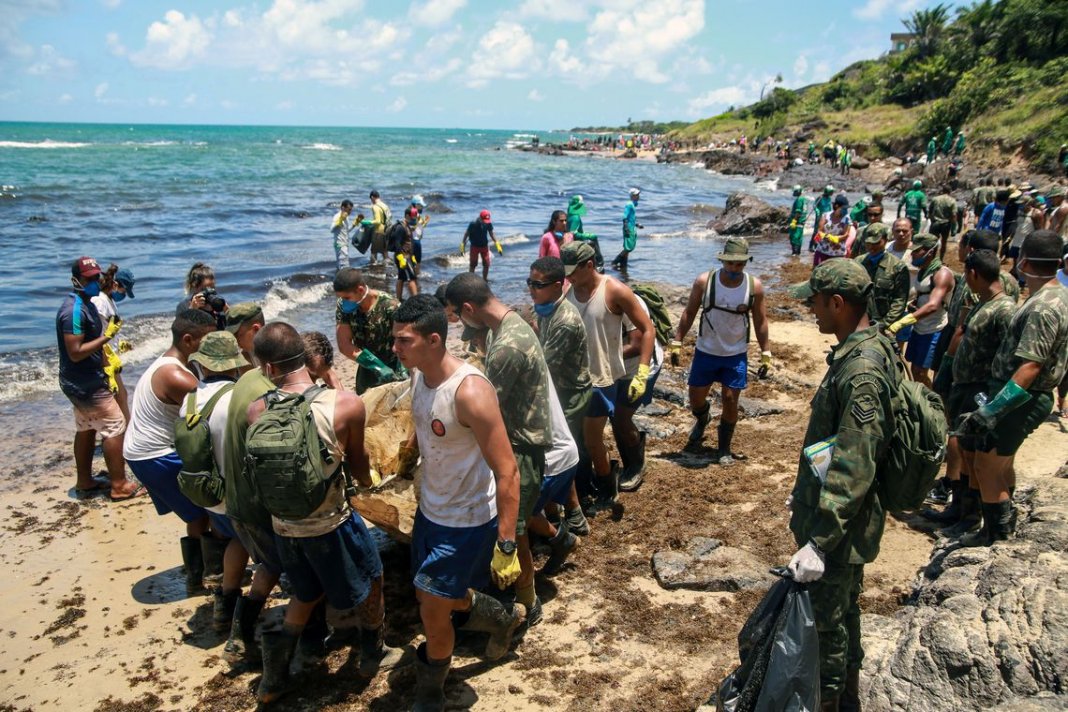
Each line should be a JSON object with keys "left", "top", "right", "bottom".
{"left": 526, "top": 278, "right": 561, "bottom": 289}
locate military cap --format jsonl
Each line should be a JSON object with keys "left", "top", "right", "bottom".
{"left": 189, "top": 331, "right": 249, "bottom": 372}
{"left": 225, "top": 302, "right": 264, "bottom": 333}
{"left": 789, "top": 258, "right": 872, "bottom": 301}
{"left": 562, "top": 242, "right": 597, "bottom": 276}
{"left": 911, "top": 233, "right": 940, "bottom": 249}
{"left": 1047, "top": 185, "right": 1066, "bottom": 199}
{"left": 862, "top": 223, "right": 890, "bottom": 244}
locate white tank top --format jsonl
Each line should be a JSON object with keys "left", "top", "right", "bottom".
{"left": 914, "top": 267, "right": 951, "bottom": 335}
{"left": 412, "top": 364, "right": 497, "bottom": 528}
{"left": 697, "top": 270, "right": 751, "bottom": 357}
{"left": 567, "top": 278, "right": 625, "bottom": 387}
{"left": 124, "top": 355, "right": 192, "bottom": 461}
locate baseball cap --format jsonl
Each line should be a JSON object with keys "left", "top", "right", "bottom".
{"left": 833, "top": 194, "right": 849, "bottom": 208}
{"left": 862, "top": 223, "right": 890, "bottom": 244}
{"left": 791, "top": 184, "right": 802, "bottom": 195}
{"left": 480, "top": 209, "right": 492, "bottom": 223}
{"left": 189, "top": 331, "right": 249, "bottom": 373}
{"left": 72, "top": 256, "right": 101, "bottom": 279}
{"left": 716, "top": 237, "right": 752, "bottom": 262}
{"left": 629, "top": 188, "right": 641, "bottom": 198}
{"left": 225, "top": 302, "right": 264, "bottom": 333}
{"left": 823, "top": 185, "right": 834, "bottom": 194}
{"left": 561, "top": 241, "right": 596, "bottom": 276}
{"left": 115, "top": 268, "right": 136, "bottom": 298}
{"left": 411, "top": 194, "right": 426, "bottom": 207}
{"left": 912, "top": 232, "right": 940, "bottom": 250}
{"left": 788, "top": 259, "right": 872, "bottom": 302}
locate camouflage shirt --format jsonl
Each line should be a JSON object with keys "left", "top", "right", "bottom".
{"left": 536, "top": 299, "right": 592, "bottom": 421}
{"left": 335, "top": 293, "right": 403, "bottom": 391}
{"left": 947, "top": 271, "right": 1019, "bottom": 328}
{"left": 991, "top": 283, "right": 1068, "bottom": 392}
{"left": 486, "top": 310, "right": 553, "bottom": 449}
{"left": 928, "top": 194, "right": 958, "bottom": 227}
{"left": 790, "top": 326, "right": 893, "bottom": 565}
{"left": 855, "top": 250, "right": 910, "bottom": 325}
{"left": 952, "top": 292, "right": 1015, "bottom": 385}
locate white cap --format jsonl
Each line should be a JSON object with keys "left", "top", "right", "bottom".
{"left": 629, "top": 188, "right": 641, "bottom": 197}
{"left": 411, "top": 194, "right": 426, "bottom": 207}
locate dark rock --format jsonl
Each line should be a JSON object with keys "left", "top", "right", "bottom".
{"left": 652, "top": 536, "right": 776, "bottom": 592}
{"left": 652, "top": 385, "right": 687, "bottom": 406}
{"left": 708, "top": 192, "right": 790, "bottom": 235}
{"left": 622, "top": 149, "right": 637, "bottom": 158}
{"left": 738, "top": 397, "right": 784, "bottom": 418}
{"left": 852, "top": 156, "right": 871, "bottom": 169}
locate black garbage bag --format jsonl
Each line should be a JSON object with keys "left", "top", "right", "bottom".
{"left": 712, "top": 570, "right": 820, "bottom": 712}
{"left": 352, "top": 224, "right": 374, "bottom": 254}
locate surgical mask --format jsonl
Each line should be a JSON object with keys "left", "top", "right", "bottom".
{"left": 911, "top": 254, "right": 927, "bottom": 267}
{"left": 553, "top": 231, "right": 564, "bottom": 239}
{"left": 865, "top": 250, "right": 884, "bottom": 265}
{"left": 533, "top": 302, "right": 557, "bottom": 317}
{"left": 113, "top": 292, "right": 127, "bottom": 303}
{"left": 339, "top": 299, "right": 360, "bottom": 314}
{"left": 82, "top": 280, "right": 101, "bottom": 297}
{"left": 460, "top": 313, "right": 481, "bottom": 330}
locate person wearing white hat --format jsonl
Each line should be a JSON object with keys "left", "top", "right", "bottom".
{"left": 611, "top": 188, "right": 643, "bottom": 272}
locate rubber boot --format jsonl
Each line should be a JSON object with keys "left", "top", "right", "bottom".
{"left": 543, "top": 518, "right": 578, "bottom": 576}
{"left": 200, "top": 535, "right": 228, "bottom": 590}
{"left": 988, "top": 499, "right": 1016, "bottom": 543}
{"left": 213, "top": 589, "right": 240, "bottom": 633}
{"left": 619, "top": 432, "right": 646, "bottom": 492}
{"left": 299, "top": 600, "right": 328, "bottom": 659}
{"left": 922, "top": 479, "right": 964, "bottom": 524}
{"left": 565, "top": 506, "right": 590, "bottom": 536}
{"left": 686, "top": 403, "right": 711, "bottom": 450}
{"left": 959, "top": 503, "right": 994, "bottom": 547}
{"left": 840, "top": 667, "right": 861, "bottom": 712}
{"left": 716, "top": 422, "right": 743, "bottom": 464}
{"left": 820, "top": 695, "right": 841, "bottom": 712}
{"left": 939, "top": 486, "right": 981, "bottom": 537}
{"left": 257, "top": 628, "right": 300, "bottom": 704}
{"left": 413, "top": 643, "right": 450, "bottom": 712}
{"left": 458, "top": 591, "right": 526, "bottom": 661}
{"left": 594, "top": 460, "right": 620, "bottom": 507}
{"left": 357, "top": 625, "right": 409, "bottom": 679}
{"left": 223, "top": 595, "right": 266, "bottom": 666}
{"left": 180, "top": 536, "right": 205, "bottom": 595}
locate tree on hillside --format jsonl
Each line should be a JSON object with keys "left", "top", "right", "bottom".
{"left": 905, "top": 3, "right": 952, "bottom": 58}
{"left": 947, "top": 0, "right": 1003, "bottom": 64}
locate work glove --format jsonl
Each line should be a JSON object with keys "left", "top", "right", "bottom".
{"left": 459, "top": 241, "right": 466, "bottom": 256}
{"left": 397, "top": 254, "right": 408, "bottom": 269}
{"left": 361, "top": 468, "right": 383, "bottom": 489}
{"left": 103, "top": 317, "right": 122, "bottom": 340}
{"left": 758, "top": 351, "right": 772, "bottom": 379}
{"left": 494, "top": 240, "right": 504, "bottom": 255}
{"left": 396, "top": 443, "right": 419, "bottom": 478}
{"left": 933, "top": 356, "right": 954, "bottom": 396}
{"left": 787, "top": 541, "right": 825, "bottom": 583}
{"left": 628, "top": 363, "right": 651, "bottom": 402}
{"left": 102, "top": 344, "right": 122, "bottom": 393}
{"left": 668, "top": 339, "right": 682, "bottom": 367}
{"left": 886, "top": 313, "right": 917, "bottom": 337}
{"left": 789, "top": 219, "right": 798, "bottom": 229}
{"left": 957, "top": 380, "right": 1031, "bottom": 437}
{"left": 117, "top": 339, "right": 133, "bottom": 354}
{"left": 826, "top": 234, "right": 841, "bottom": 245}
{"left": 490, "top": 542, "right": 521, "bottom": 589}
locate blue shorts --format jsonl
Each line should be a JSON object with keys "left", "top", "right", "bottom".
{"left": 232, "top": 520, "right": 283, "bottom": 576}
{"left": 906, "top": 330, "right": 941, "bottom": 370}
{"left": 274, "top": 515, "right": 383, "bottom": 608}
{"left": 618, "top": 367, "right": 661, "bottom": 409}
{"left": 411, "top": 509, "right": 497, "bottom": 600}
{"left": 207, "top": 512, "right": 237, "bottom": 539}
{"left": 895, "top": 325, "right": 913, "bottom": 344}
{"left": 688, "top": 350, "right": 748, "bottom": 390}
{"left": 128, "top": 452, "right": 207, "bottom": 524}
{"left": 535, "top": 464, "right": 577, "bottom": 512}
{"left": 587, "top": 378, "right": 628, "bottom": 418}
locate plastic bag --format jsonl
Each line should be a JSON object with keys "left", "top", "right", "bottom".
{"left": 713, "top": 571, "right": 820, "bottom": 712}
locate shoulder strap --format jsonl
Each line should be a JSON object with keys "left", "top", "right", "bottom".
{"left": 699, "top": 270, "right": 717, "bottom": 337}
{"left": 199, "top": 383, "right": 235, "bottom": 418}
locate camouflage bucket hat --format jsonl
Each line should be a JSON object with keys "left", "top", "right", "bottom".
{"left": 189, "top": 331, "right": 249, "bottom": 372}
{"left": 862, "top": 223, "right": 891, "bottom": 244}
{"left": 788, "top": 259, "right": 872, "bottom": 302}
{"left": 716, "top": 237, "right": 751, "bottom": 262}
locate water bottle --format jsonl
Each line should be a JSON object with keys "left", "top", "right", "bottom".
{"left": 974, "top": 392, "right": 989, "bottom": 408}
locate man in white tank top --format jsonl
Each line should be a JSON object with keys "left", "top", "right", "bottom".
{"left": 391, "top": 295, "right": 524, "bottom": 711}
{"left": 671, "top": 237, "right": 771, "bottom": 464}
{"left": 123, "top": 308, "right": 217, "bottom": 593}
{"left": 561, "top": 242, "right": 655, "bottom": 506}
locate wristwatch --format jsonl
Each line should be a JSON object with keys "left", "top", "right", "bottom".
{"left": 497, "top": 539, "right": 517, "bottom": 555}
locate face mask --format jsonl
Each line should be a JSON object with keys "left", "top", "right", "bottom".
{"left": 460, "top": 314, "right": 480, "bottom": 330}
{"left": 533, "top": 302, "right": 557, "bottom": 317}
{"left": 82, "top": 280, "right": 101, "bottom": 297}
{"left": 865, "top": 250, "right": 884, "bottom": 264}
{"left": 553, "top": 231, "right": 564, "bottom": 239}
{"left": 911, "top": 254, "right": 927, "bottom": 267}
{"left": 113, "top": 292, "right": 126, "bottom": 303}
{"left": 339, "top": 297, "right": 360, "bottom": 314}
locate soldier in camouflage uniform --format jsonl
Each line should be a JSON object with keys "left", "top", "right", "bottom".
{"left": 529, "top": 256, "right": 593, "bottom": 535}
{"left": 855, "top": 223, "right": 909, "bottom": 326}
{"left": 958, "top": 230, "right": 1068, "bottom": 545}
{"left": 445, "top": 273, "right": 553, "bottom": 625}
{"left": 333, "top": 268, "right": 405, "bottom": 394}
{"left": 788, "top": 259, "right": 897, "bottom": 711}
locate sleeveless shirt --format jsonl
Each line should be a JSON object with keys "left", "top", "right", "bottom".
{"left": 124, "top": 355, "right": 191, "bottom": 461}
{"left": 566, "top": 278, "right": 625, "bottom": 387}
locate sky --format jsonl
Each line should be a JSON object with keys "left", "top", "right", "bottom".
{"left": 0, "top": 0, "right": 956, "bottom": 130}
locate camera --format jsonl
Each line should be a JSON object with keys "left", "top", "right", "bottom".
{"left": 199, "top": 287, "right": 227, "bottom": 313}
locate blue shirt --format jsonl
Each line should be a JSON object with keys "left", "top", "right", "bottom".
{"left": 466, "top": 220, "right": 493, "bottom": 248}
{"left": 56, "top": 291, "right": 107, "bottom": 401}
{"left": 978, "top": 203, "right": 1005, "bottom": 232}
{"left": 622, "top": 200, "right": 637, "bottom": 235}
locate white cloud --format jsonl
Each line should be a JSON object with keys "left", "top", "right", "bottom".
{"left": 0, "top": 0, "right": 62, "bottom": 61}
{"left": 466, "top": 21, "right": 539, "bottom": 87}
{"left": 94, "top": 82, "right": 109, "bottom": 100}
{"left": 26, "top": 44, "right": 76, "bottom": 75}
{"left": 793, "top": 53, "right": 809, "bottom": 79}
{"left": 408, "top": 0, "right": 466, "bottom": 26}
{"left": 854, "top": 0, "right": 919, "bottom": 21}
{"left": 686, "top": 80, "right": 767, "bottom": 116}
{"left": 548, "top": 39, "right": 584, "bottom": 74}
{"left": 276, "top": 99, "right": 293, "bottom": 109}
{"left": 106, "top": 32, "right": 126, "bottom": 56}
{"left": 101, "top": 0, "right": 121, "bottom": 8}
{"left": 131, "top": 10, "right": 212, "bottom": 69}
{"left": 57, "top": 93, "right": 72, "bottom": 104}
{"left": 147, "top": 96, "right": 169, "bottom": 107}
{"left": 220, "top": 99, "right": 236, "bottom": 109}
{"left": 527, "top": 89, "right": 544, "bottom": 102}
{"left": 390, "top": 57, "right": 461, "bottom": 86}
{"left": 584, "top": 0, "right": 703, "bottom": 83}
{"left": 183, "top": 93, "right": 197, "bottom": 106}
{"left": 387, "top": 96, "right": 407, "bottom": 112}
{"left": 518, "top": 0, "right": 588, "bottom": 21}
{"left": 223, "top": 10, "right": 242, "bottom": 27}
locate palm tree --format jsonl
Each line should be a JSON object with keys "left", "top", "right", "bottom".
{"left": 904, "top": 3, "right": 951, "bottom": 58}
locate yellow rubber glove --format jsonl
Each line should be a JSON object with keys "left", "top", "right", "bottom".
{"left": 789, "top": 219, "right": 798, "bottom": 229}
{"left": 459, "top": 240, "right": 466, "bottom": 256}
{"left": 668, "top": 339, "right": 682, "bottom": 366}
{"left": 410, "top": 254, "right": 418, "bottom": 266}
{"left": 827, "top": 234, "right": 841, "bottom": 245}
{"left": 103, "top": 317, "right": 122, "bottom": 340}
{"left": 396, "top": 443, "right": 420, "bottom": 478}
{"left": 397, "top": 254, "right": 407, "bottom": 269}
{"left": 494, "top": 240, "right": 503, "bottom": 255}
{"left": 760, "top": 351, "right": 772, "bottom": 368}
{"left": 117, "top": 339, "right": 133, "bottom": 354}
{"left": 628, "top": 363, "right": 651, "bottom": 402}
{"left": 490, "top": 542, "right": 521, "bottom": 589}
{"left": 886, "top": 313, "right": 918, "bottom": 337}
{"left": 102, "top": 344, "right": 122, "bottom": 393}
{"left": 366, "top": 467, "right": 382, "bottom": 488}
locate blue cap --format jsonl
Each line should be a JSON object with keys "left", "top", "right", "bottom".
{"left": 115, "top": 268, "right": 136, "bottom": 298}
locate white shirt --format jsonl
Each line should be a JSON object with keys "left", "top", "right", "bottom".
{"left": 544, "top": 376, "right": 579, "bottom": 476}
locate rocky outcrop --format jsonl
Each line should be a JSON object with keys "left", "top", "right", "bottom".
{"left": 652, "top": 537, "right": 776, "bottom": 592}
{"left": 708, "top": 192, "right": 789, "bottom": 235}
{"left": 860, "top": 485, "right": 1068, "bottom": 711}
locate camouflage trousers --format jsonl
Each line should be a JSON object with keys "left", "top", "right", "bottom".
{"left": 809, "top": 561, "right": 865, "bottom": 697}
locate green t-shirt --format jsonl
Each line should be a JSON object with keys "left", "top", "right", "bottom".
{"left": 901, "top": 190, "right": 927, "bottom": 220}
{"left": 952, "top": 292, "right": 1015, "bottom": 385}
{"left": 486, "top": 311, "right": 552, "bottom": 449}
{"left": 991, "top": 284, "right": 1068, "bottom": 392}
{"left": 223, "top": 368, "right": 275, "bottom": 528}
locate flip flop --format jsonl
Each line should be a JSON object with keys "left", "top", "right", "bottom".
{"left": 74, "top": 481, "right": 110, "bottom": 497}
{"left": 110, "top": 484, "right": 147, "bottom": 502}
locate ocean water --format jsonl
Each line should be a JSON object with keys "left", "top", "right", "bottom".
{"left": 0, "top": 122, "right": 794, "bottom": 404}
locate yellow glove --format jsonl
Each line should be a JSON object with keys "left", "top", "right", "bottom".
{"left": 789, "top": 219, "right": 798, "bottom": 229}
{"left": 668, "top": 339, "right": 682, "bottom": 366}
{"left": 827, "top": 234, "right": 841, "bottom": 245}
{"left": 419, "top": 215, "right": 430, "bottom": 227}
{"left": 103, "top": 317, "right": 122, "bottom": 340}
{"left": 459, "top": 241, "right": 466, "bottom": 256}
{"left": 760, "top": 351, "right": 772, "bottom": 368}
{"left": 410, "top": 254, "right": 418, "bottom": 266}
{"left": 628, "top": 363, "right": 651, "bottom": 402}
{"left": 102, "top": 344, "right": 122, "bottom": 393}
{"left": 494, "top": 240, "right": 503, "bottom": 255}
{"left": 397, "top": 254, "right": 407, "bottom": 269}
{"left": 117, "top": 339, "right": 133, "bottom": 354}
{"left": 396, "top": 443, "right": 419, "bottom": 478}
{"left": 886, "top": 313, "right": 918, "bottom": 336}
{"left": 490, "top": 542, "right": 521, "bottom": 589}
{"left": 365, "top": 468, "right": 382, "bottom": 488}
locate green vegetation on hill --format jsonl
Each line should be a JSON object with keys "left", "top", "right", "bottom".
{"left": 568, "top": 120, "right": 690, "bottom": 134}
{"left": 674, "top": 0, "right": 1068, "bottom": 172}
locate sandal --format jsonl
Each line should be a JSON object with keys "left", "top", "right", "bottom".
{"left": 110, "top": 484, "right": 147, "bottom": 502}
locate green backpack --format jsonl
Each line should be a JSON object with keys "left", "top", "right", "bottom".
{"left": 174, "top": 383, "right": 235, "bottom": 508}
{"left": 858, "top": 347, "right": 948, "bottom": 512}
{"left": 631, "top": 284, "right": 674, "bottom": 346}
{"left": 245, "top": 385, "right": 338, "bottom": 521}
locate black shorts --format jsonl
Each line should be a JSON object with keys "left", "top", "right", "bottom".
{"left": 274, "top": 515, "right": 383, "bottom": 608}
{"left": 930, "top": 223, "right": 951, "bottom": 240}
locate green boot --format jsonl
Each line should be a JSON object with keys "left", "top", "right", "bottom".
{"left": 619, "top": 432, "right": 646, "bottom": 492}
{"left": 686, "top": 403, "right": 711, "bottom": 450}
{"left": 939, "top": 486, "right": 981, "bottom": 537}
{"left": 413, "top": 642, "right": 450, "bottom": 712}
{"left": 257, "top": 628, "right": 300, "bottom": 704}
{"left": 212, "top": 588, "right": 239, "bottom": 633}
{"left": 988, "top": 499, "right": 1016, "bottom": 542}
{"left": 458, "top": 591, "right": 526, "bottom": 660}
{"left": 542, "top": 519, "right": 578, "bottom": 576}
{"left": 223, "top": 595, "right": 265, "bottom": 666}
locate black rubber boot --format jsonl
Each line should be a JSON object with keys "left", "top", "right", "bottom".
{"left": 413, "top": 643, "right": 450, "bottom": 712}
{"left": 200, "top": 535, "right": 228, "bottom": 590}
{"left": 180, "top": 536, "right": 205, "bottom": 595}
{"left": 543, "top": 518, "right": 578, "bottom": 576}
{"left": 922, "top": 478, "right": 964, "bottom": 524}
{"left": 960, "top": 503, "right": 995, "bottom": 547}
{"left": 213, "top": 589, "right": 240, "bottom": 633}
{"left": 716, "top": 422, "right": 743, "bottom": 464}
{"left": 594, "top": 460, "right": 620, "bottom": 507}
{"left": 939, "top": 486, "right": 981, "bottom": 537}
{"left": 458, "top": 591, "right": 526, "bottom": 661}
{"left": 989, "top": 499, "right": 1016, "bottom": 542}
{"left": 820, "top": 695, "right": 841, "bottom": 712}
{"left": 299, "top": 600, "right": 328, "bottom": 659}
{"left": 686, "top": 403, "right": 711, "bottom": 450}
{"left": 565, "top": 506, "right": 590, "bottom": 536}
{"left": 223, "top": 595, "right": 266, "bottom": 666}
{"left": 257, "top": 628, "right": 300, "bottom": 704}
{"left": 619, "top": 432, "right": 646, "bottom": 492}
{"left": 357, "top": 625, "right": 409, "bottom": 679}
{"left": 840, "top": 667, "right": 861, "bottom": 712}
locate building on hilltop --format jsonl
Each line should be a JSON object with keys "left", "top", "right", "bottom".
{"left": 890, "top": 33, "right": 917, "bottom": 54}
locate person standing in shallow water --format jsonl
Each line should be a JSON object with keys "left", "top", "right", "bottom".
{"left": 612, "top": 188, "right": 642, "bottom": 272}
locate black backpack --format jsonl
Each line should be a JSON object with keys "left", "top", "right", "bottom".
{"left": 699, "top": 269, "right": 756, "bottom": 342}
{"left": 386, "top": 221, "right": 410, "bottom": 253}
